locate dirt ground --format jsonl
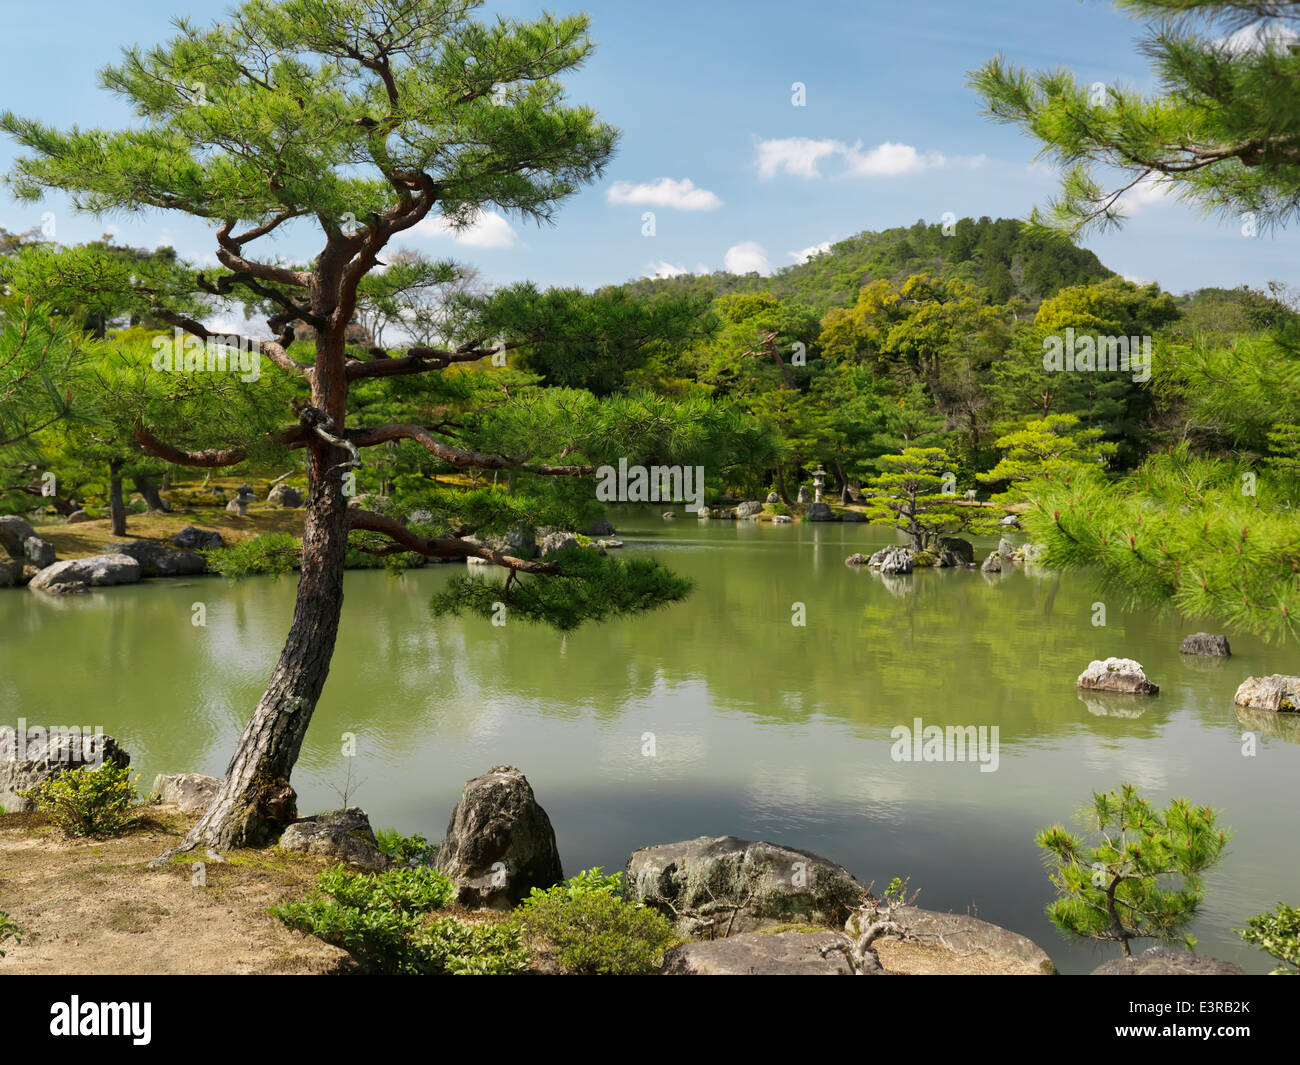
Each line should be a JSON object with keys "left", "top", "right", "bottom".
{"left": 0, "top": 806, "right": 347, "bottom": 975}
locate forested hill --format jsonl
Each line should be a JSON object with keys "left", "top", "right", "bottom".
{"left": 608, "top": 216, "right": 1115, "bottom": 314}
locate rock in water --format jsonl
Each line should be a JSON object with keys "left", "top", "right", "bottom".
{"left": 23, "top": 536, "right": 57, "bottom": 568}
{"left": 734, "top": 500, "right": 764, "bottom": 519}
{"left": 1179, "top": 632, "right": 1231, "bottom": 657}
{"left": 980, "top": 551, "right": 1002, "bottom": 573}
{"left": 279, "top": 808, "right": 393, "bottom": 870}
{"left": 868, "top": 546, "right": 913, "bottom": 575}
{"left": 1075, "top": 657, "right": 1159, "bottom": 695}
{"left": 626, "top": 835, "right": 863, "bottom": 936}
{"left": 1234, "top": 674, "right": 1300, "bottom": 712}
{"left": 105, "top": 540, "right": 206, "bottom": 577}
{"left": 28, "top": 554, "right": 142, "bottom": 595}
{"left": 1092, "top": 946, "right": 1246, "bottom": 975}
{"left": 661, "top": 931, "right": 858, "bottom": 975}
{"left": 435, "top": 765, "right": 563, "bottom": 908}
{"left": 0, "top": 728, "right": 130, "bottom": 813}
{"left": 171, "top": 526, "right": 224, "bottom": 551}
{"left": 936, "top": 537, "right": 974, "bottom": 567}
{"left": 845, "top": 553, "right": 870, "bottom": 566}
{"left": 805, "top": 501, "right": 834, "bottom": 521}
{"left": 151, "top": 772, "right": 222, "bottom": 813}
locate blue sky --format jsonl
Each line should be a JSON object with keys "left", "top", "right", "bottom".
{"left": 0, "top": 0, "right": 1293, "bottom": 299}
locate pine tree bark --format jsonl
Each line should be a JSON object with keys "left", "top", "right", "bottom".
{"left": 108, "top": 459, "right": 126, "bottom": 536}
{"left": 132, "top": 473, "right": 168, "bottom": 512}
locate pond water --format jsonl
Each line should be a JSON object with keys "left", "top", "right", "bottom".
{"left": 2, "top": 510, "right": 1297, "bottom": 973}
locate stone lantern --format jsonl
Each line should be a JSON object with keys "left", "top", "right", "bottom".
{"left": 812, "top": 464, "right": 827, "bottom": 504}
{"left": 231, "top": 483, "right": 256, "bottom": 517}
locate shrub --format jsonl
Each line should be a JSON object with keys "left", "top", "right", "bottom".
{"left": 514, "top": 868, "right": 677, "bottom": 974}
{"left": 374, "top": 829, "right": 438, "bottom": 866}
{"left": 271, "top": 864, "right": 524, "bottom": 974}
{"left": 0, "top": 911, "right": 22, "bottom": 957}
{"left": 1238, "top": 902, "right": 1300, "bottom": 974}
{"left": 203, "top": 533, "right": 300, "bottom": 578}
{"left": 24, "top": 762, "right": 139, "bottom": 837}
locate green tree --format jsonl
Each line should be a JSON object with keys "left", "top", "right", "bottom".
{"left": 972, "top": 1, "right": 1300, "bottom": 235}
{"left": 978, "top": 413, "right": 1115, "bottom": 503}
{"left": 1037, "top": 784, "right": 1230, "bottom": 957}
{"left": 1, "top": 0, "right": 712, "bottom": 855}
{"left": 861, "top": 446, "right": 997, "bottom": 550}
{"left": 1238, "top": 902, "right": 1300, "bottom": 974}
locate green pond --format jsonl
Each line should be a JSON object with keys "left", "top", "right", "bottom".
{"left": 2, "top": 511, "right": 1297, "bottom": 973}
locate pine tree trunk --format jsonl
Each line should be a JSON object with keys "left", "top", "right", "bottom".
{"left": 108, "top": 460, "right": 126, "bottom": 536}
{"left": 132, "top": 473, "right": 167, "bottom": 512}
{"left": 174, "top": 452, "right": 350, "bottom": 851}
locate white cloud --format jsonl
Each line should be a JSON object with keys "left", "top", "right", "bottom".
{"left": 724, "top": 241, "right": 771, "bottom": 276}
{"left": 607, "top": 177, "right": 723, "bottom": 211}
{"left": 644, "top": 260, "right": 690, "bottom": 279}
{"left": 756, "top": 137, "right": 964, "bottom": 179}
{"left": 1123, "top": 173, "right": 1175, "bottom": 212}
{"left": 843, "top": 141, "right": 946, "bottom": 177}
{"left": 756, "top": 137, "right": 843, "bottom": 179}
{"left": 415, "top": 209, "right": 519, "bottom": 249}
{"left": 788, "top": 240, "right": 832, "bottom": 264}
{"left": 1219, "top": 21, "right": 1299, "bottom": 54}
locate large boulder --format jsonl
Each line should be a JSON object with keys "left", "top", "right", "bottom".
{"left": 266, "top": 483, "right": 304, "bottom": 508}
{"left": 0, "top": 728, "right": 130, "bottom": 813}
{"left": 997, "top": 536, "right": 1016, "bottom": 560}
{"left": 434, "top": 765, "right": 563, "bottom": 908}
{"left": 1234, "top": 674, "right": 1300, "bottom": 713}
{"left": 1076, "top": 657, "right": 1160, "bottom": 695}
{"left": 626, "top": 835, "right": 863, "bottom": 937}
{"left": 805, "top": 502, "right": 834, "bottom": 522}
{"left": 936, "top": 537, "right": 974, "bottom": 567}
{"left": 765, "top": 492, "right": 780, "bottom": 504}
{"left": 105, "top": 540, "right": 206, "bottom": 577}
{"left": 28, "top": 553, "right": 141, "bottom": 596}
{"left": 0, "top": 515, "right": 36, "bottom": 557}
{"left": 1180, "top": 632, "right": 1231, "bottom": 657}
{"left": 873, "top": 907, "right": 1057, "bottom": 975}
{"left": 151, "top": 772, "right": 222, "bottom": 813}
{"left": 980, "top": 551, "right": 1002, "bottom": 573}
{"left": 868, "top": 546, "right": 913, "bottom": 575}
{"left": 0, "top": 558, "right": 22, "bottom": 587}
{"left": 734, "top": 501, "right": 764, "bottom": 519}
{"left": 279, "top": 808, "right": 393, "bottom": 870}
{"left": 1092, "top": 946, "right": 1246, "bottom": 976}
{"left": 171, "top": 526, "right": 224, "bottom": 551}
{"left": 661, "top": 930, "right": 858, "bottom": 975}
{"left": 23, "top": 536, "right": 57, "bottom": 568}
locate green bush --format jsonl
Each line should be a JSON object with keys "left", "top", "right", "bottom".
{"left": 375, "top": 829, "right": 438, "bottom": 866}
{"left": 1238, "top": 902, "right": 1300, "bottom": 974}
{"left": 0, "top": 911, "right": 22, "bottom": 957}
{"left": 24, "top": 762, "right": 139, "bottom": 837}
{"left": 271, "top": 864, "right": 525, "bottom": 974}
{"left": 514, "top": 868, "right": 677, "bottom": 974}
{"left": 203, "top": 533, "right": 301, "bottom": 578}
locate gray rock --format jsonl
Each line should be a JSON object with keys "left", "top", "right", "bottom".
{"left": 28, "top": 553, "right": 142, "bottom": 595}
{"left": 0, "top": 728, "right": 130, "bottom": 813}
{"left": 585, "top": 519, "right": 615, "bottom": 537}
{"left": 936, "top": 536, "right": 974, "bottom": 567}
{"left": 882, "top": 907, "right": 1057, "bottom": 975}
{"left": 772, "top": 514, "right": 792, "bottom": 524}
{"left": 172, "top": 526, "right": 224, "bottom": 551}
{"left": 998, "top": 514, "right": 1019, "bottom": 527}
{"left": 279, "top": 808, "right": 393, "bottom": 870}
{"left": 1019, "top": 543, "right": 1044, "bottom": 563}
{"left": 266, "top": 483, "right": 304, "bottom": 508}
{"left": 840, "top": 510, "right": 865, "bottom": 523}
{"left": 998, "top": 536, "right": 1016, "bottom": 559}
{"left": 151, "top": 772, "right": 222, "bottom": 813}
{"left": 465, "top": 527, "right": 540, "bottom": 563}
{"left": 734, "top": 501, "right": 764, "bottom": 519}
{"left": 66, "top": 511, "right": 93, "bottom": 525}
{"left": 664, "top": 511, "right": 677, "bottom": 520}
{"left": 845, "top": 553, "right": 870, "bottom": 566}
{"left": 1076, "top": 657, "right": 1159, "bottom": 695}
{"left": 805, "top": 502, "right": 834, "bottom": 522}
{"left": 406, "top": 509, "right": 437, "bottom": 526}
{"left": 869, "top": 546, "right": 913, "bottom": 575}
{"left": 435, "top": 765, "right": 563, "bottom": 908}
{"left": 980, "top": 551, "right": 1002, "bottom": 573}
{"left": 0, "top": 515, "right": 36, "bottom": 557}
{"left": 661, "top": 930, "right": 858, "bottom": 975}
{"left": 1234, "top": 674, "right": 1300, "bottom": 712}
{"left": 104, "top": 540, "right": 206, "bottom": 577}
{"left": 626, "top": 835, "right": 863, "bottom": 937}
{"left": 1179, "top": 632, "right": 1231, "bottom": 657}
{"left": 765, "top": 492, "right": 780, "bottom": 504}
{"left": 796, "top": 486, "right": 810, "bottom": 504}
{"left": 0, "top": 558, "right": 22, "bottom": 587}
{"left": 536, "top": 531, "right": 578, "bottom": 558}
{"left": 23, "top": 536, "right": 56, "bottom": 568}
{"left": 1092, "top": 946, "right": 1246, "bottom": 976}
